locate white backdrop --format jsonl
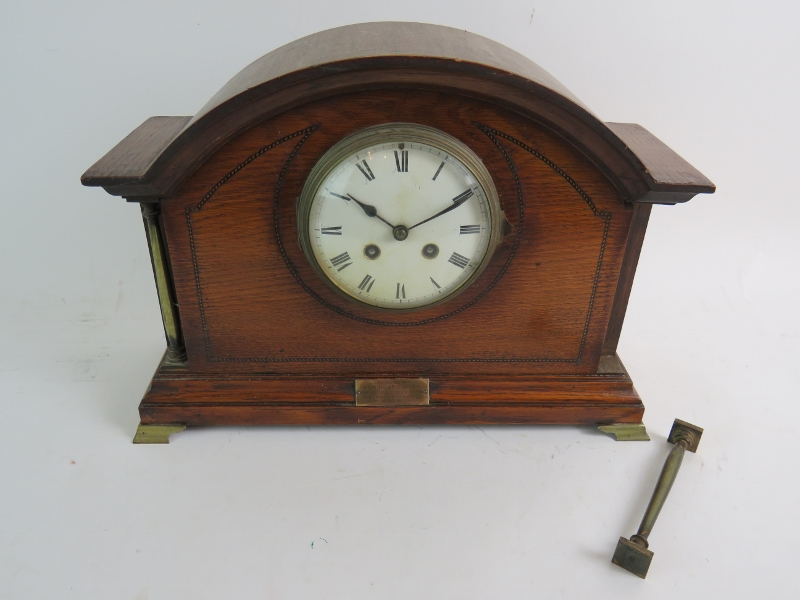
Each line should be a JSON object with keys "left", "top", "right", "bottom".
{"left": 1, "top": 1, "right": 798, "bottom": 598}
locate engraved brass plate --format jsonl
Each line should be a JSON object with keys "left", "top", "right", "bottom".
{"left": 355, "top": 378, "right": 430, "bottom": 406}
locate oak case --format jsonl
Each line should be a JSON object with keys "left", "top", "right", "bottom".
{"left": 81, "top": 23, "right": 714, "bottom": 431}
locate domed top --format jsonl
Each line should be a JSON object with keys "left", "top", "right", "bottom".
{"left": 82, "top": 22, "right": 713, "bottom": 203}
{"left": 192, "top": 22, "right": 590, "bottom": 124}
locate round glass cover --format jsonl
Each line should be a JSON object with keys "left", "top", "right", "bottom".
{"left": 298, "top": 124, "right": 502, "bottom": 310}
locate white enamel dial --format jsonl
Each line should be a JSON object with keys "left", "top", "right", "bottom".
{"left": 299, "top": 125, "right": 501, "bottom": 310}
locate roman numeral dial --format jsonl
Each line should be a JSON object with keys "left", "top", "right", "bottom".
{"left": 301, "top": 125, "right": 501, "bottom": 310}
{"left": 358, "top": 274, "right": 376, "bottom": 293}
{"left": 394, "top": 150, "right": 408, "bottom": 172}
{"left": 448, "top": 252, "right": 470, "bottom": 269}
{"left": 356, "top": 160, "right": 375, "bottom": 181}
{"left": 330, "top": 252, "right": 352, "bottom": 271}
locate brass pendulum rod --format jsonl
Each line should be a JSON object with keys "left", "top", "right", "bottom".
{"left": 141, "top": 202, "right": 187, "bottom": 366}
{"left": 612, "top": 418, "right": 703, "bottom": 578}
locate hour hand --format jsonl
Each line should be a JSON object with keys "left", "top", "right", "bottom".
{"left": 347, "top": 194, "right": 396, "bottom": 228}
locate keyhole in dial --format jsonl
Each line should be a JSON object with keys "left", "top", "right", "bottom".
{"left": 364, "top": 244, "right": 381, "bottom": 259}
{"left": 422, "top": 243, "right": 439, "bottom": 259}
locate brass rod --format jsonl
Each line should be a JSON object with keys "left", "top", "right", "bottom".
{"left": 612, "top": 419, "right": 703, "bottom": 578}
{"left": 633, "top": 441, "right": 686, "bottom": 546}
{"left": 141, "top": 203, "right": 186, "bottom": 365}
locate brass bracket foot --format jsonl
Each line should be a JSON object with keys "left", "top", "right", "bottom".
{"left": 598, "top": 423, "right": 650, "bottom": 441}
{"left": 133, "top": 423, "right": 186, "bottom": 444}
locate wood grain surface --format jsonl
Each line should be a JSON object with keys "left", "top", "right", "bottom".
{"left": 141, "top": 367, "right": 643, "bottom": 426}
{"left": 602, "top": 202, "right": 652, "bottom": 357}
{"left": 158, "top": 91, "right": 634, "bottom": 379}
{"left": 82, "top": 116, "right": 190, "bottom": 190}
{"left": 138, "top": 89, "right": 652, "bottom": 424}
{"left": 605, "top": 122, "right": 715, "bottom": 202}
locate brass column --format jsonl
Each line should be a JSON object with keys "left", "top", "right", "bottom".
{"left": 141, "top": 202, "right": 186, "bottom": 366}
{"left": 612, "top": 419, "right": 703, "bottom": 578}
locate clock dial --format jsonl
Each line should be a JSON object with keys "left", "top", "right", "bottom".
{"left": 299, "top": 124, "right": 502, "bottom": 310}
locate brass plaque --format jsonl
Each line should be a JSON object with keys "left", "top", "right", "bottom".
{"left": 355, "top": 378, "right": 430, "bottom": 406}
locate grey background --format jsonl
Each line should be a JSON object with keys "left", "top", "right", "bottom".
{"left": 1, "top": 1, "right": 797, "bottom": 597}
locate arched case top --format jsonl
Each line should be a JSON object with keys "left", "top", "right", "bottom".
{"left": 82, "top": 22, "right": 713, "bottom": 204}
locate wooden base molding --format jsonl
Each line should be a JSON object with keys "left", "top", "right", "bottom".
{"left": 138, "top": 363, "right": 644, "bottom": 430}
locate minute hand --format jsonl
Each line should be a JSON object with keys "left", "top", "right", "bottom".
{"left": 408, "top": 189, "right": 474, "bottom": 230}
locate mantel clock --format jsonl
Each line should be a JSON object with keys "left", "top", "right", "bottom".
{"left": 81, "top": 23, "right": 714, "bottom": 443}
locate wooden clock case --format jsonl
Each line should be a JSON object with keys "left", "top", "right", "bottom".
{"left": 81, "top": 23, "right": 714, "bottom": 439}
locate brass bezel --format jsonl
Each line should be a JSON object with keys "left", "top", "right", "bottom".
{"left": 297, "top": 123, "right": 503, "bottom": 311}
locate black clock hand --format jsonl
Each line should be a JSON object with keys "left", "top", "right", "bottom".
{"left": 408, "top": 189, "right": 474, "bottom": 230}
{"left": 347, "top": 194, "right": 396, "bottom": 229}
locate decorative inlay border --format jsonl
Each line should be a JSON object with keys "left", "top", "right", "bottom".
{"left": 186, "top": 124, "right": 610, "bottom": 364}
{"left": 475, "top": 124, "right": 612, "bottom": 360}
{"left": 186, "top": 126, "right": 320, "bottom": 359}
